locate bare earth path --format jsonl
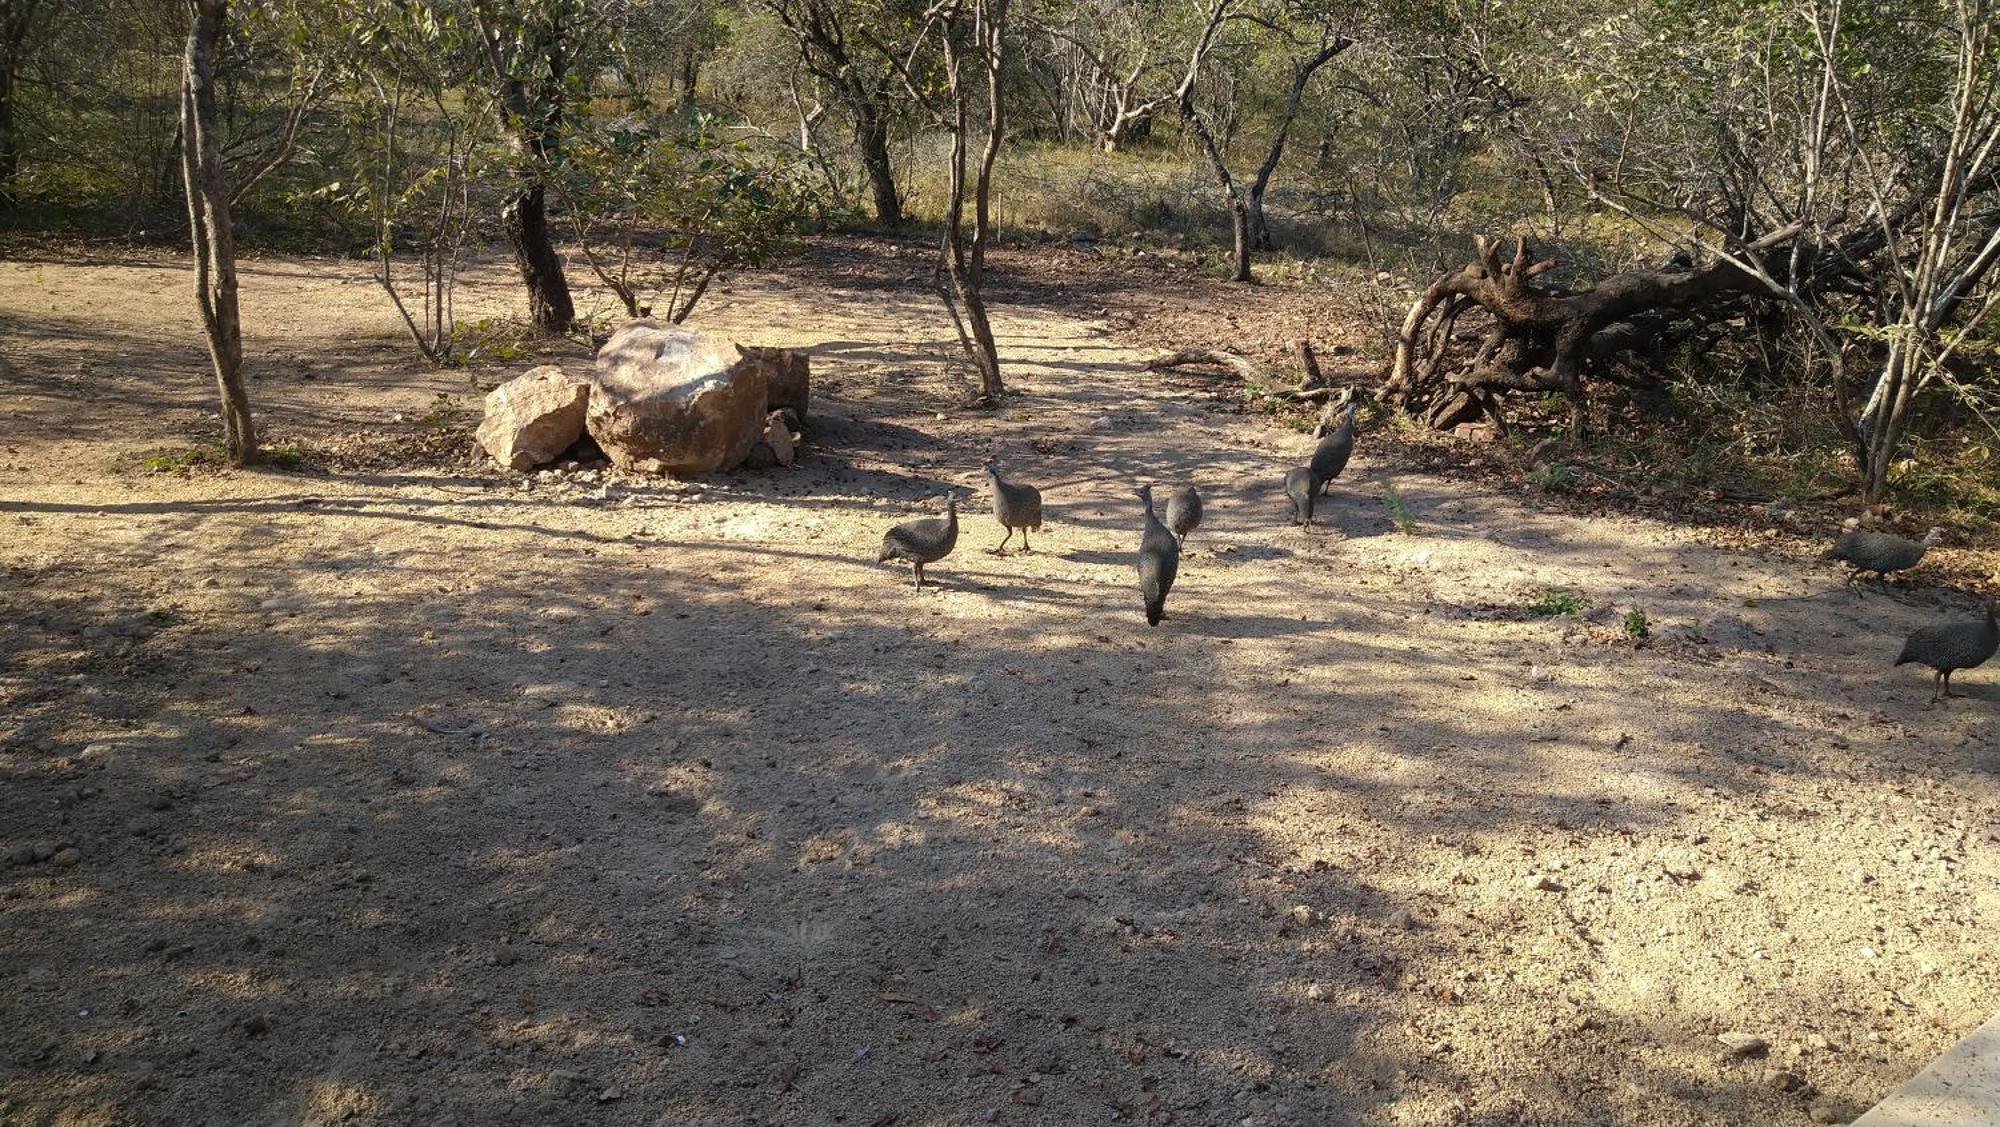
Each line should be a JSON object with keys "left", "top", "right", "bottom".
{"left": 1, "top": 247, "right": 1996, "bottom": 1126}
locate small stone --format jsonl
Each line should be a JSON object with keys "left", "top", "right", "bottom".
{"left": 1305, "top": 983, "right": 1327, "bottom": 1002}
{"left": 1532, "top": 875, "right": 1567, "bottom": 893}
{"left": 52, "top": 848, "right": 81, "bottom": 868}
{"left": 1718, "top": 1032, "right": 1770, "bottom": 1057}
{"left": 241, "top": 1013, "right": 272, "bottom": 1036}
{"left": 1386, "top": 909, "right": 1416, "bottom": 930}
{"left": 1288, "top": 905, "right": 1322, "bottom": 926}
{"left": 30, "top": 841, "right": 56, "bottom": 862}
{"left": 597, "top": 1086, "right": 621, "bottom": 1103}
{"left": 3, "top": 842, "right": 33, "bottom": 866}
{"left": 1808, "top": 1101, "right": 1845, "bottom": 1124}
{"left": 1762, "top": 1068, "right": 1805, "bottom": 1092}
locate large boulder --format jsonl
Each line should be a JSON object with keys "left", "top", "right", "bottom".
{"left": 586, "top": 321, "right": 770, "bottom": 475}
{"left": 741, "top": 345, "right": 811, "bottom": 420}
{"left": 476, "top": 365, "right": 590, "bottom": 471}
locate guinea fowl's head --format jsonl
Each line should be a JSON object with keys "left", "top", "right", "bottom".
{"left": 1840, "top": 517, "right": 1862, "bottom": 533}
{"left": 981, "top": 454, "right": 998, "bottom": 475}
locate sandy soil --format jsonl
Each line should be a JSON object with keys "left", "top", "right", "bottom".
{"left": 1, "top": 241, "right": 1996, "bottom": 1127}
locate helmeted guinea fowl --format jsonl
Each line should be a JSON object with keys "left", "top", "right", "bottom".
{"left": 1165, "top": 483, "right": 1202, "bottom": 545}
{"left": 981, "top": 455, "right": 1043, "bottom": 554}
{"left": 1895, "top": 601, "right": 1997, "bottom": 702}
{"left": 878, "top": 495, "right": 959, "bottom": 589}
{"left": 1307, "top": 399, "right": 1359, "bottom": 494}
{"left": 1135, "top": 484, "right": 1181, "bottom": 627}
{"left": 1824, "top": 519, "right": 1943, "bottom": 585}
{"left": 1284, "top": 466, "right": 1318, "bottom": 526}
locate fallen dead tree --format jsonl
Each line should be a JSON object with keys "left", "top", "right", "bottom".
{"left": 1144, "top": 339, "right": 1350, "bottom": 401}
{"left": 1382, "top": 231, "right": 1800, "bottom": 436}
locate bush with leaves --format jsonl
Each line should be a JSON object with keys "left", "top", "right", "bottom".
{"left": 551, "top": 113, "right": 821, "bottom": 324}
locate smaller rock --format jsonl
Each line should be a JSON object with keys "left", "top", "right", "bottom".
{"left": 1531, "top": 875, "right": 1567, "bottom": 893}
{"left": 1386, "top": 909, "right": 1416, "bottom": 930}
{"left": 761, "top": 410, "right": 798, "bottom": 467}
{"left": 30, "top": 841, "right": 56, "bottom": 862}
{"left": 597, "top": 1086, "right": 622, "bottom": 1103}
{"left": 1288, "top": 905, "right": 1322, "bottom": 926}
{"left": 1305, "top": 983, "right": 1327, "bottom": 1002}
{"left": 1808, "top": 1101, "right": 1845, "bottom": 1124}
{"left": 241, "top": 1013, "right": 273, "bottom": 1036}
{"left": 1718, "top": 1032, "right": 1770, "bottom": 1057}
{"left": 1761, "top": 1068, "right": 1805, "bottom": 1092}
{"left": 3, "top": 842, "right": 33, "bottom": 867}
{"left": 52, "top": 848, "right": 81, "bottom": 868}
{"left": 477, "top": 365, "right": 591, "bottom": 472}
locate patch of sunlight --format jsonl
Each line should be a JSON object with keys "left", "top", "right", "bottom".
{"left": 295, "top": 1078, "right": 385, "bottom": 1126}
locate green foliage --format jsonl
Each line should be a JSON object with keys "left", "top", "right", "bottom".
{"left": 1382, "top": 481, "right": 1418, "bottom": 533}
{"left": 1530, "top": 587, "right": 1587, "bottom": 617}
{"left": 554, "top": 112, "right": 824, "bottom": 321}
{"left": 1527, "top": 463, "right": 1575, "bottom": 492}
{"left": 266, "top": 446, "right": 307, "bottom": 470}
{"left": 141, "top": 446, "right": 227, "bottom": 475}
{"left": 1622, "top": 607, "right": 1651, "bottom": 641}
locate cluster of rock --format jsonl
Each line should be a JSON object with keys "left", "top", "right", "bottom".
{"left": 474, "top": 320, "right": 809, "bottom": 475}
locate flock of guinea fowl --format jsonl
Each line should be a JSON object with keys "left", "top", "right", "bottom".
{"left": 874, "top": 394, "right": 1996, "bottom": 703}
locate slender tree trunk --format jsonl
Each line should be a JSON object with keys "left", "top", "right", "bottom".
{"left": 180, "top": 0, "right": 256, "bottom": 464}
{"left": 852, "top": 86, "right": 902, "bottom": 226}
{"left": 936, "top": 0, "right": 1007, "bottom": 403}
{"left": 1228, "top": 200, "right": 1252, "bottom": 281}
{"left": 1245, "top": 38, "right": 1349, "bottom": 254}
{"left": 502, "top": 180, "right": 575, "bottom": 334}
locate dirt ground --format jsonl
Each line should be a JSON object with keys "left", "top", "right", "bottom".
{"left": 1, "top": 239, "right": 1996, "bottom": 1127}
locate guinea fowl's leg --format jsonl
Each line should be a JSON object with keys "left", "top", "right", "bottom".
{"left": 1942, "top": 671, "right": 1961, "bottom": 699}
{"left": 991, "top": 528, "right": 1011, "bottom": 555}
{"left": 913, "top": 561, "right": 924, "bottom": 590}
{"left": 1020, "top": 528, "right": 1031, "bottom": 554}
{"left": 1933, "top": 671, "right": 1946, "bottom": 702}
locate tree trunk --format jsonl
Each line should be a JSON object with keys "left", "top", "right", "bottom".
{"left": 935, "top": 0, "right": 1008, "bottom": 403}
{"left": 180, "top": 0, "right": 257, "bottom": 464}
{"left": 1228, "top": 201, "right": 1252, "bottom": 282}
{"left": 852, "top": 88, "right": 902, "bottom": 226}
{"left": 1247, "top": 187, "right": 1272, "bottom": 251}
{"left": 502, "top": 181, "right": 574, "bottom": 335}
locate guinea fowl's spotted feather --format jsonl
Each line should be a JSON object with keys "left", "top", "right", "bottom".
{"left": 1166, "top": 484, "right": 1202, "bottom": 544}
{"left": 983, "top": 457, "right": 1043, "bottom": 550}
{"left": 1825, "top": 522, "right": 1941, "bottom": 579}
{"left": 1308, "top": 402, "right": 1358, "bottom": 493}
{"left": 1135, "top": 485, "right": 1180, "bottom": 627}
{"left": 1895, "top": 603, "right": 1997, "bottom": 699}
{"left": 1285, "top": 466, "right": 1318, "bottom": 525}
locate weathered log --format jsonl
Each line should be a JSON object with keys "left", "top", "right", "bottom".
{"left": 1143, "top": 348, "right": 1271, "bottom": 382}
{"left": 1386, "top": 231, "right": 1801, "bottom": 437}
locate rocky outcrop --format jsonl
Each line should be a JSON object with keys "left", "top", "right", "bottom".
{"left": 585, "top": 321, "right": 770, "bottom": 475}
{"left": 475, "top": 366, "right": 590, "bottom": 471}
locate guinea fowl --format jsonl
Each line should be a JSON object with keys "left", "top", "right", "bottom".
{"left": 1896, "top": 602, "right": 1997, "bottom": 702}
{"left": 981, "top": 455, "right": 1043, "bottom": 554}
{"left": 1307, "top": 399, "right": 1359, "bottom": 494}
{"left": 1135, "top": 484, "right": 1181, "bottom": 627}
{"left": 878, "top": 495, "right": 959, "bottom": 589}
{"left": 1825, "top": 519, "right": 1943, "bottom": 585}
{"left": 1165, "top": 483, "right": 1203, "bottom": 545}
{"left": 1284, "top": 466, "right": 1318, "bottom": 526}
